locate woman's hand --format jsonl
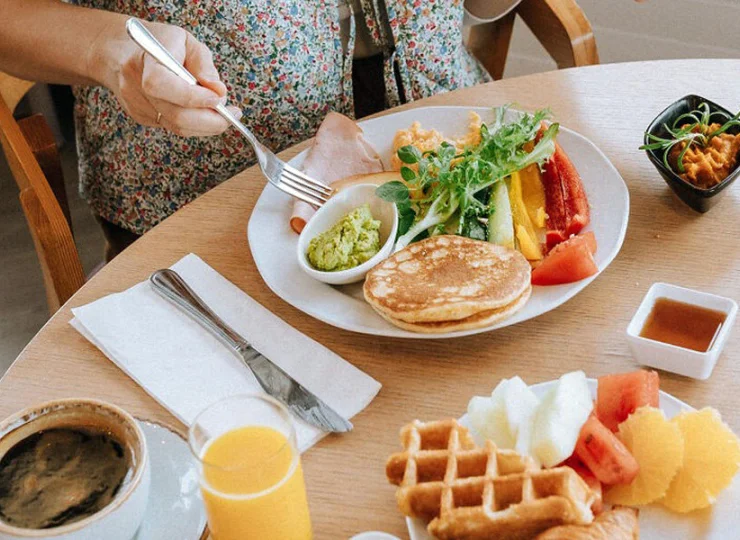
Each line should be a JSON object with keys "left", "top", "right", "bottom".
{"left": 97, "top": 20, "right": 241, "bottom": 137}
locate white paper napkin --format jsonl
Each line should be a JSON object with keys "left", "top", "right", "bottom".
{"left": 70, "top": 253, "right": 381, "bottom": 452}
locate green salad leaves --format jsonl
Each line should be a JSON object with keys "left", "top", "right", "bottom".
{"left": 376, "top": 105, "right": 559, "bottom": 249}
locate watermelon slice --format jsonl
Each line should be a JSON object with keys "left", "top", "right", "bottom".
{"left": 575, "top": 414, "right": 640, "bottom": 486}
{"left": 596, "top": 370, "right": 660, "bottom": 432}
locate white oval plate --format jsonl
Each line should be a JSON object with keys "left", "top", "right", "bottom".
{"left": 407, "top": 379, "right": 740, "bottom": 539}
{"left": 134, "top": 421, "right": 206, "bottom": 540}
{"left": 248, "top": 106, "right": 629, "bottom": 338}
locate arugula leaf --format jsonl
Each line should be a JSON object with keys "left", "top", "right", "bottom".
{"left": 376, "top": 181, "right": 410, "bottom": 204}
{"left": 400, "top": 166, "right": 416, "bottom": 182}
{"left": 437, "top": 142, "right": 456, "bottom": 161}
{"left": 397, "top": 145, "right": 422, "bottom": 164}
{"left": 376, "top": 181, "right": 415, "bottom": 238}
{"left": 397, "top": 202, "right": 415, "bottom": 236}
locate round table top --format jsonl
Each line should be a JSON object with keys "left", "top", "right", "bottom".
{"left": 3, "top": 59, "right": 740, "bottom": 538}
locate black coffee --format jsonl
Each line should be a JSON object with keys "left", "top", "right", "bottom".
{"left": 0, "top": 428, "right": 131, "bottom": 529}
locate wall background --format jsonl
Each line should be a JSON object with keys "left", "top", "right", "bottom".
{"left": 504, "top": 0, "right": 740, "bottom": 78}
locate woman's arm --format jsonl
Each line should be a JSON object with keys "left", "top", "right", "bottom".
{"left": 1, "top": 0, "right": 119, "bottom": 86}
{"left": 0, "top": 0, "right": 240, "bottom": 136}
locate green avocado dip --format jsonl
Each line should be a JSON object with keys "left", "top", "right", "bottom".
{"left": 307, "top": 204, "right": 381, "bottom": 272}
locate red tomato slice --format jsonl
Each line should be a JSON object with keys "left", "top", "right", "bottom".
{"left": 549, "top": 231, "right": 597, "bottom": 256}
{"left": 575, "top": 414, "right": 640, "bottom": 486}
{"left": 531, "top": 239, "right": 598, "bottom": 286}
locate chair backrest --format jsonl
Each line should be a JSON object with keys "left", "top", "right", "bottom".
{"left": 467, "top": 0, "right": 599, "bottom": 80}
{"left": 0, "top": 73, "right": 85, "bottom": 314}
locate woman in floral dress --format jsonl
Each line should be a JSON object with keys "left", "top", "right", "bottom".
{"left": 2, "top": 1, "right": 521, "bottom": 258}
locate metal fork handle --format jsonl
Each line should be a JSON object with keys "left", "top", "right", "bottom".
{"left": 125, "top": 18, "right": 265, "bottom": 155}
{"left": 149, "top": 269, "right": 249, "bottom": 355}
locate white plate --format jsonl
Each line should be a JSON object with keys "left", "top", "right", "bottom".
{"left": 134, "top": 421, "right": 206, "bottom": 540}
{"left": 407, "top": 379, "right": 740, "bottom": 539}
{"left": 248, "top": 106, "right": 629, "bottom": 338}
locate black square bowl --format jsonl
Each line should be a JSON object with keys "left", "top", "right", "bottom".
{"left": 644, "top": 94, "right": 740, "bottom": 213}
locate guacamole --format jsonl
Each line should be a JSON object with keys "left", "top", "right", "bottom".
{"left": 307, "top": 204, "right": 381, "bottom": 272}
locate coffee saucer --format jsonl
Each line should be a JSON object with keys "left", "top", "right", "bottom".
{"left": 134, "top": 420, "right": 207, "bottom": 539}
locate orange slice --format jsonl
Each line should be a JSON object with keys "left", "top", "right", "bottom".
{"left": 605, "top": 407, "right": 683, "bottom": 506}
{"left": 661, "top": 408, "right": 740, "bottom": 513}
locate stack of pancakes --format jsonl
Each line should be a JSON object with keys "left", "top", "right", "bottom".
{"left": 363, "top": 236, "right": 531, "bottom": 333}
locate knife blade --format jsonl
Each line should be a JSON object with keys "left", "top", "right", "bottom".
{"left": 149, "top": 269, "right": 352, "bottom": 433}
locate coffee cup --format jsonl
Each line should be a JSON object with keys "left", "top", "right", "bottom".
{"left": 0, "top": 399, "right": 150, "bottom": 540}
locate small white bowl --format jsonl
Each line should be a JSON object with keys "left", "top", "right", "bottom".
{"left": 0, "top": 399, "right": 150, "bottom": 540}
{"left": 349, "top": 533, "right": 400, "bottom": 540}
{"left": 627, "top": 283, "right": 738, "bottom": 380}
{"left": 297, "top": 183, "right": 398, "bottom": 285}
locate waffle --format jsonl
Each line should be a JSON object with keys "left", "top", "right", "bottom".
{"left": 386, "top": 419, "right": 596, "bottom": 540}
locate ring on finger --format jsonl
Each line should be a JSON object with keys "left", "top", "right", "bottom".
{"left": 156, "top": 111, "right": 163, "bottom": 125}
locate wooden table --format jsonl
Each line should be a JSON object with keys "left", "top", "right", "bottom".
{"left": 2, "top": 60, "right": 739, "bottom": 538}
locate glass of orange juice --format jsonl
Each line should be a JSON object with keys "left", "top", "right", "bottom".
{"left": 188, "top": 394, "right": 312, "bottom": 540}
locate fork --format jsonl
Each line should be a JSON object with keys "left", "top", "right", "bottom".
{"left": 125, "top": 18, "right": 333, "bottom": 208}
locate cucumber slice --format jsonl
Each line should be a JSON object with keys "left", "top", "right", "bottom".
{"left": 488, "top": 180, "right": 515, "bottom": 248}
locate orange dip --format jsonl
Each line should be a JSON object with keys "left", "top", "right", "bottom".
{"left": 669, "top": 124, "right": 740, "bottom": 189}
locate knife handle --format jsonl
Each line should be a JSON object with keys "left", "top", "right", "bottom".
{"left": 150, "top": 269, "right": 249, "bottom": 354}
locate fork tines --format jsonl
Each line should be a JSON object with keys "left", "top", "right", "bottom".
{"left": 275, "top": 165, "right": 333, "bottom": 207}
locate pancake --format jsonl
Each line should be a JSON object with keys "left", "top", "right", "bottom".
{"left": 372, "top": 286, "right": 531, "bottom": 334}
{"left": 364, "top": 236, "right": 531, "bottom": 323}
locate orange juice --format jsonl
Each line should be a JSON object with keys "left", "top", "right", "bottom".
{"left": 200, "top": 426, "right": 312, "bottom": 540}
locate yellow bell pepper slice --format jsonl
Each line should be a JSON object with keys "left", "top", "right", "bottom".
{"left": 508, "top": 171, "right": 543, "bottom": 260}
{"left": 519, "top": 163, "right": 548, "bottom": 229}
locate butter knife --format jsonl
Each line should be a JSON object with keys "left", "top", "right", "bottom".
{"left": 149, "top": 269, "right": 352, "bottom": 433}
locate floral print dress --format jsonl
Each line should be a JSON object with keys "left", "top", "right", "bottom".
{"left": 68, "top": 0, "right": 490, "bottom": 234}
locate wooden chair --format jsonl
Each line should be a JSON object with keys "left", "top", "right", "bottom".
{"left": 468, "top": 0, "right": 599, "bottom": 80}
{"left": 0, "top": 73, "right": 85, "bottom": 314}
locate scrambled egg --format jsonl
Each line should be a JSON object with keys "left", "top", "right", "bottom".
{"left": 391, "top": 112, "right": 483, "bottom": 170}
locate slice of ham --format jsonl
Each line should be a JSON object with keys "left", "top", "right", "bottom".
{"left": 289, "top": 112, "right": 384, "bottom": 233}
